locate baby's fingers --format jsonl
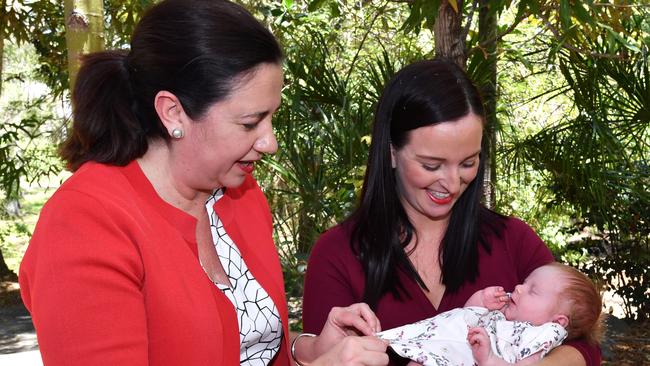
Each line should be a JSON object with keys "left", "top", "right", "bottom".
{"left": 467, "top": 327, "right": 488, "bottom": 341}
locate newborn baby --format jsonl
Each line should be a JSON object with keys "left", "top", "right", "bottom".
{"left": 377, "top": 263, "right": 602, "bottom": 366}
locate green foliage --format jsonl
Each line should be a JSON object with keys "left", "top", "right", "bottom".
{"left": 0, "top": 0, "right": 30, "bottom": 42}
{"left": 2, "top": 0, "right": 158, "bottom": 97}
{"left": 1, "top": 0, "right": 649, "bottom": 320}
{"left": 104, "top": 0, "right": 157, "bottom": 48}
{"left": 253, "top": 1, "right": 650, "bottom": 317}
{"left": 401, "top": 0, "right": 441, "bottom": 35}
{"left": 0, "top": 38, "right": 64, "bottom": 273}
{"left": 256, "top": 30, "right": 390, "bottom": 296}
{"left": 250, "top": 0, "right": 426, "bottom": 297}
{"left": 558, "top": 51, "right": 649, "bottom": 320}
{"left": 0, "top": 180, "right": 59, "bottom": 275}
{"left": 0, "top": 218, "right": 31, "bottom": 268}
{"left": 498, "top": 13, "right": 650, "bottom": 319}
{"left": 1, "top": 42, "right": 64, "bottom": 201}
{"left": 0, "top": 97, "right": 63, "bottom": 199}
{"left": 22, "top": 0, "right": 68, "bottom": 96}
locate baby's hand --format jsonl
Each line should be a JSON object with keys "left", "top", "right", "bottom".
{"left": 468, "top": 327, "right": 492, "bottom": 364}
{"left": 468, "top": 327, "right": 515, "bottom": 366}
{"left": 481, "top": 286, "right": 509, "bottom": 310}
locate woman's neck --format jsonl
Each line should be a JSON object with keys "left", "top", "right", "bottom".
{"left": 137, "top": 140, "right": 209, "bottom": 218}
{"left": 407, "top": 214, "right": 449, "bottom": 250}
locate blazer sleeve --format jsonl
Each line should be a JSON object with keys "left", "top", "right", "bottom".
{"left": 20, "top": 189, "right": 148, "bottom": 365}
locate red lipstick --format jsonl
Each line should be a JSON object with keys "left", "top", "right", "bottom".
{"left": 238, "top": 162, "right": 254, "bottom": 174}
{"left": 427, "top": 191, "right": 453, "bottom": 205}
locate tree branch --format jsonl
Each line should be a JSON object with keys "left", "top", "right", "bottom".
{"left": 344, "top": 1, "right": 389, "bottom": 87}
{"left": 593, "top": 3, "right": 650, "bottom": 8}
{"left": 539, "top": 13, "right": 628, "bottom": 60}
{"left": 461, "top": 0, "right": 478, "bottom": 46}
{"left": 468, "top": 13, "right": 527, "bottom": 57}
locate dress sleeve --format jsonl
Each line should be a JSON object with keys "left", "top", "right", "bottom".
{"left": 562, "top": 339, "right": 602, "bottom": 366}
{"left": 302, "top": 227, "right": 361, "bottom": 334}
{"left": 19, "top": 190, "right": 148, "bottom": 365}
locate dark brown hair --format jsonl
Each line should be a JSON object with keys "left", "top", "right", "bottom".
{"left": 348, "top": 59, "right": 505, "bottom": 308}
{"left": 61, "top": 0, "right": 283, "bottom": 171}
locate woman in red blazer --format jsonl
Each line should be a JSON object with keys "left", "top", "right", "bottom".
{"left": 19, "top": 1, "right": 388, "bottom": 365}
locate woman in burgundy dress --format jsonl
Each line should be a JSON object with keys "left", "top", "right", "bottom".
{"left": 302, "top": 59, "right": 601, "bottom": 366}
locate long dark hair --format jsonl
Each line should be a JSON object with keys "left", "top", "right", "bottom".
{"left": 61, "top": 0, "right": 283, "bottom": 171}
{"left": 347, "top": 59, "right": 504, "bottom": 308}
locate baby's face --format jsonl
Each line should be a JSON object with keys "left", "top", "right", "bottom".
{"left": 503, "top": 265, "right": 568, "bottom": 325}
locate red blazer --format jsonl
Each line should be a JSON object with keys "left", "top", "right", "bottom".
{"left": 20, "top": 161, "right": 291, "bottom": 365}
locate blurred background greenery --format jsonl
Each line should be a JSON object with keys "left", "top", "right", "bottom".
{"left": 1, "top": 0, "right": 648, "bottom": 323}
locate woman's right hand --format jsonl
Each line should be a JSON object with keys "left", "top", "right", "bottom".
{"left": 293, "top": 303, "right": 388, "bottom": 365}
{"left": 309, "top": 302, "right": 382, "bottom": 358}
{"left": 310, "top": 335, "right": 389, "bottom": 366}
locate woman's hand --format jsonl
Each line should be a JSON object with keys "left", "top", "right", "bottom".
{"left": 313, "top": 303, "right": 381, "bottom": 355}
{"left": 310, "top": 336, "right": 388, "bottom": 366}
{"left": 294, "top": 303, "right": 386, "bottom": 364}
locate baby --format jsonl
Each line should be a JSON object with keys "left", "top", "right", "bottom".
{"left": 378, "top": 262, "right": 602, "bottom": 366}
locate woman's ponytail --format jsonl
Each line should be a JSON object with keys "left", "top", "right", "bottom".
{"left": 60, "top": 50, "right": 148, "bottom": 171}
{"left": 60, "top": 0, "right": 283, "bottom": 171}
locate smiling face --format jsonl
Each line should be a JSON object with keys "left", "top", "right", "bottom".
{"left": 176, "top": 62, "right": 283, "bottom": 191}
{"left": 504, "top": 265, "right": 570, "bottom": 325}
{"left": 391, "top": 114, "right": 483, "bottom": 224}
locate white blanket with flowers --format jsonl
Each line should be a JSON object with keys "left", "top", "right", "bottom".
{"left": 377, "top": 307, "right": 567, "bottom": 366}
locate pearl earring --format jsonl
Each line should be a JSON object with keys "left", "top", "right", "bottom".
{"left": 171, "top": 128, "right": 184, "bottom": 139}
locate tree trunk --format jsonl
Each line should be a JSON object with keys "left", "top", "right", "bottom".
{"left": 0, "top": 249, "right": 16, "bottom": 280}
{"left": 0, "top": 0, "right": 12, "bottom": 279}
{"left": 434, "top": 0, "right": 466, "bottom": 68}
{"left": 0, "top": 37, "right": 4, "bottom": 97}
{"left": 478, "top": 0, "right": 497, "bottom": 208}
{"left": 0, "top": 0, "right": 6, "bottom": 96}
{"left": 64, "top": 0, "right": 105, "bottom": 89}
{"left": 297, "top": 194, "right": 318, "bottom": 256}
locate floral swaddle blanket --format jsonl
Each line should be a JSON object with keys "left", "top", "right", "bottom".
{"left": 377, "top": 307, "right": 567, "bottom": 366}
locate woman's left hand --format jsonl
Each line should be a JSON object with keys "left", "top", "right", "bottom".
{"left": 298, "top": 303, "right": 383, "bottom": 362}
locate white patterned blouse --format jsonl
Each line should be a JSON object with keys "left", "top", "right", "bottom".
{"left": 205, "top": 190, "right": 283, "bottom": 365}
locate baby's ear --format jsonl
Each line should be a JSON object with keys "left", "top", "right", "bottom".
{"left": 552, "top": 314, "right": 569, "bottom": 328}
